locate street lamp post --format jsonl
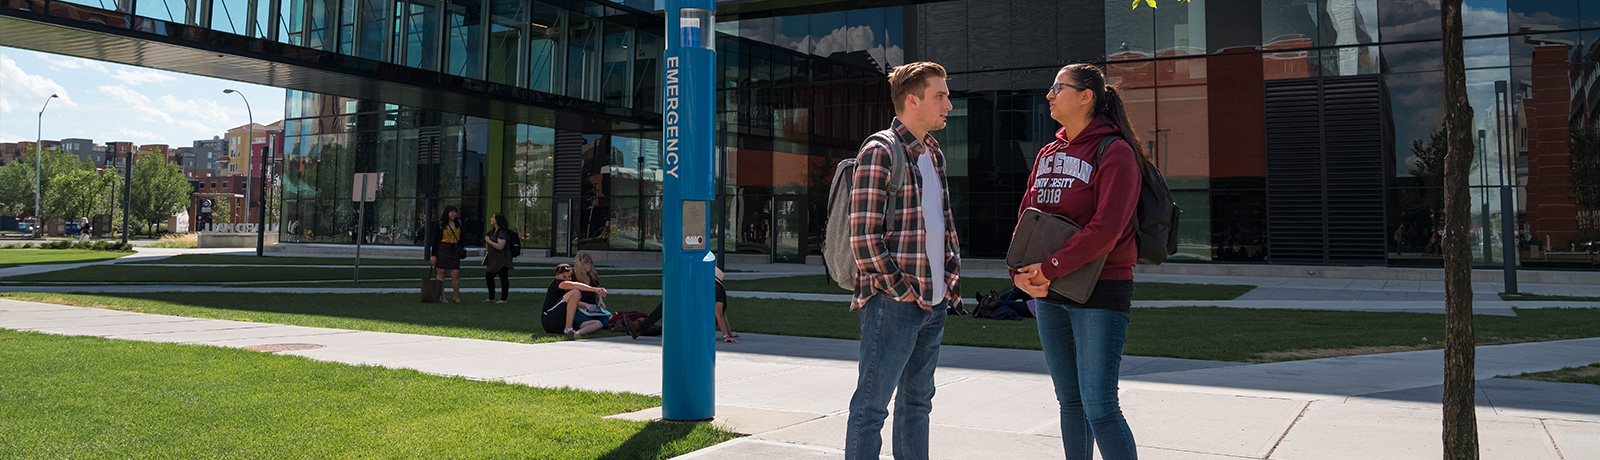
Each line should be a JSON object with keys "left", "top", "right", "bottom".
{"left": 223, "top": 89, "right": 263, "bottom": 256}
{"left": 36, "top": 94, "right": 59, "bottom": 238}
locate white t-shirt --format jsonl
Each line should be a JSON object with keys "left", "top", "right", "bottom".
{"left": 917, "top": 149, "right": 946, "bottom": 302}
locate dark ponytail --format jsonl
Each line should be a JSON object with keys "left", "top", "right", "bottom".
{"left": 1061, "top": 64, "right": 1150, "bottom": 163}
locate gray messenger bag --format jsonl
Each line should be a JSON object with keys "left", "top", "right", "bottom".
{"left": 1004, "top": 207, "right": 1107, "bottom": 304}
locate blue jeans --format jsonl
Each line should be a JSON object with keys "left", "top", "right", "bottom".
{"left": 846, "top": 293, "right": 947, "bottom": 460}
{"left": 1035, "top": 300, "right": 1136, "bottom": 460}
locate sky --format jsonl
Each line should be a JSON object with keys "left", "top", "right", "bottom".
{"left": 0, "top": 46, "right": 287, "bottom": 147}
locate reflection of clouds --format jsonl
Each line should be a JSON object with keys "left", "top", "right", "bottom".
{"left": 1509, "top": 10, "right": 1576, "bottom": 32}
{"left": 1378, "top": 0, "right": 1439, "bottom": 41}
{"left": 1464, "top": 38, "right": 1509, "bottom": 68}
{"left": 811, "top": 24, "right": 903, "bottom": 71}
{"left": 1388, "top": 72, "right": 1442, "bottom": 171}
{"left": 733, "top": 15, "right": 904, "bottom": 72}
{"left": 1383, "top": 43, "right": 1442, "bottom": 73}
{"left": 1462, "top": 4, "right": 1507, "bottom": 35}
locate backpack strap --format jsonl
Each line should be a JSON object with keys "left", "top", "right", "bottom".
{"left": 860, "top": 129, "right": 908, "bottom": 233}
{"left": 1091, "top": 135, "right": 1124, "bottom": 167}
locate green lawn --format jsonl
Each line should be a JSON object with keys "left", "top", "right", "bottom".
{"left": 0, "top": 249, "right": 131, "bottom": 269}
{"left": 0, "top": 330, "right": 737, "bottom": 459}
{"left": 1500, "top": 293, "right": 1600, "bottom": 302}
{"left": 8, "top": 292, "right": 1597, "bottom": 362}
{"left": 1507, "top": 363, "right": 1600, "bottom": 386}
{"left": 604, "top": 274, "right": 1255, "bottom": 301}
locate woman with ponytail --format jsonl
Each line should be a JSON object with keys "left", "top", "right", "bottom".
{"left": 1011, "top": 63, "right": 1145, "bottom": 460}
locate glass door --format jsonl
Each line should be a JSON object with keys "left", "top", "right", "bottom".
{"left": 771, "top": 195, "right": 806, "bottom": 263}
{"left": 552, "top": 198, "right": 575, "bottom": 257}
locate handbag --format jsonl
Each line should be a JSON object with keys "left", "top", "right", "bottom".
{"left": 421, "top": 264, "right": 444, "bottom": 303}
{"left": 1004, "top": 207, "right": 1107, "bottom": 304}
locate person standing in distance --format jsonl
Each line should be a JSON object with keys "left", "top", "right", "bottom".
{"left": 1013, "top": 63, "right": 1145, "bottom": 460}
{"left": 845, "top": 61, "right": 962, "bottom": 460}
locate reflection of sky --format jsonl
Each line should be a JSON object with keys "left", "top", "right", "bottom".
{"left": 723, "top": 7, "right": 904, "bottom": 73}
{"left": 1463, "top": 1, "right": 1508, "bottom": 35}
{"left": 1387, "top": 71, "right": 1442, "bottom": 177}
{"left": 1378, "top": 0, "right": 1439, "bottom": 42}
{"left": 1465, "top": 68, "right": 1512, "bottom": 186}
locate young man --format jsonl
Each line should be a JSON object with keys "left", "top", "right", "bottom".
{"left": 845, "top": 61, "right": 961, "bottom": 460}
{"left": 539, "top": 263, "right": 608, "bottom": 338}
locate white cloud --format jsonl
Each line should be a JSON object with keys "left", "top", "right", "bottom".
{"left": 38, "top": 53, "right": 109, "bottom": 73}
{"left": 116, "top": 126, "right": 162, "bottom": 142}
{"left": 98, "top": 85, "right": 177, "bottom": 125}
{"left": 0, "top": 54, "right": 76, "bottom": 114}
{"left": 111, "top": 69, "right": 178, "bottom": 85}
{"left": 157, "top": 95, "right": 235, "bottom": 128}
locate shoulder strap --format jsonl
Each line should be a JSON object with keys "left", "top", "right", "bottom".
{"left": 1092, "top": 135, "right": 1124, "bottom": 167}
{"left": 859, "top": 129, "right": 907, "bottom": 233}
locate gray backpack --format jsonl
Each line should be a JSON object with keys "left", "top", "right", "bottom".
{"left": 823, "top": 130, "right": 906, "bottom": 291}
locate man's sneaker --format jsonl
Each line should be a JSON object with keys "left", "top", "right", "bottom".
{"left": 495, "top": 299, "right": 508, "bottom": 304}
{"left": 482, "top": 298, "right": 495, "bottom": 303}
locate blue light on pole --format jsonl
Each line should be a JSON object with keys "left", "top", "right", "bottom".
{"left": 662, "top": 0, "right": 716, "bottom": 422}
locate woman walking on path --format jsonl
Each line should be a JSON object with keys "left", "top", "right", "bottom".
{"left": 482, "top": 213, "right": 513, "bottom": 303}
{"left": 1011, "top": 63, "right": 1144, "bottom": 460}
{"left": 428, "top": 205, "right": 466, "bottom": 303}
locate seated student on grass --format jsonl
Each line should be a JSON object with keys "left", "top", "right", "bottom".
{"left": 620, "top": 268, "right": 737, "bottom": 342}
{"left": 540, "top": 263, "right": 609, "bottom": 339}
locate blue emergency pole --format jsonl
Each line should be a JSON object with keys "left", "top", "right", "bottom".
{"left": 662, "top": 0, "right": 717, "bottom": 422}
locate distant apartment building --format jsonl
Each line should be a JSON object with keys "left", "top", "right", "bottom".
{"left": 185, "top": 137, "right": 227, "bottom": 176}
{"left": 103, "top": 142, "right": 134, "bottom": 168}
{"left": 222, "top": 123, "right": 266, "bottom": 176}
{"left": 135, "top": 144, "right": 170, "bottom": 161}
{"left": 0, "top": 143, "right": 20, "bottom": 165}
{"left": 59, "top": 138, "right": 96, "bottom": 163}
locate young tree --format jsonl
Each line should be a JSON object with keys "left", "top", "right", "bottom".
{"left": 45, "top": 168, "right": 111, "bottom": 223}
{"left": 213, "top": 197, "right": 233, "bottom": 225}
{"left": 1440, "top": 0, "right": 1479, "bottom": 458}
{"left": 0, "top": 145, "right": 87, "bottom": 218}
{"left": 129, "top": 153, "right": 191, "bottom": 235}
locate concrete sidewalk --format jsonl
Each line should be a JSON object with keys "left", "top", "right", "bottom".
{"left": 3, "top": 297, "right": 1595, "bottom": 459}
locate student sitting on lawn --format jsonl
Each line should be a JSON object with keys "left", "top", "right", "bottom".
{"left": 620, "top": 268, "right": 737, "bottom": 342}
{"left": 540, "top": 263, "right": 609, "bottom": 339}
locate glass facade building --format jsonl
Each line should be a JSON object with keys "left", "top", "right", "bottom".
{"left": 58, "top": 0, "right": 1592, "bottom": 268}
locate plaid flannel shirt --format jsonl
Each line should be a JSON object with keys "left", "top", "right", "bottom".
{"left": 849, "top": 118, "right": 962, "bottom": 310}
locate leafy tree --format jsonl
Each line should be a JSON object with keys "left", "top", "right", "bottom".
{"left": 213, "top": 196, "right": 232, "bottom": 225}
{"left": 45, "top": 168, "right": 112, "bottom": 223}
{"left": 0, "top": 145, "right": 88, "bottom": 218}
{"left": 1441, "top": 0, "right": 1480, "bottom": 458}
{"left": 1570, "top": 121, "right": 1600, "bottom": 208}
{"left": 129, "top": 153, "right": 191, "bottom": 235}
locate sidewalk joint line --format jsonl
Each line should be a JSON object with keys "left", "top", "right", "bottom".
{"left": 1542, "top": 419, "right": 1568, "bottom": 460}
{"left": 1263, "top": 400, "right": 1313, "bottom": 459}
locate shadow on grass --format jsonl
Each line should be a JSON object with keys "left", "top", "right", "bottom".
{"left": 596, "top": 421, "right": 708, "bottom": 460}
{"left": 0, "top": 291, "right": 675, "bottom": 343}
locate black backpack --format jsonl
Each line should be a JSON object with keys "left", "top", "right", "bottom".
{"left": 508, "top": 231, "right": 523, "bottom": 259}
{"left": 1094, "top": 136, "right": 1180, "bottom": 265}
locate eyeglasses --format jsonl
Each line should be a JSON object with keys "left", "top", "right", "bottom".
{"left": 1048, "top": 82, "right": 1089, "bottom": 97}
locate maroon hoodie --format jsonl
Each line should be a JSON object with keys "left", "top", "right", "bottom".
{"left": 1015, "top": 118, "right": 1141, "bottom": 281}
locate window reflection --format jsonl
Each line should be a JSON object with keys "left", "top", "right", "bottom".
{"left": 446, "top": 0, "right": 484, "bottom": 79}
{"left": 1377, "top": 0, "right": 1439, "bottom": 42}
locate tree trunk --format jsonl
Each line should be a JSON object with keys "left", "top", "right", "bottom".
{"left": 1440, "top": 0, "right": 1479, "bottom": 459}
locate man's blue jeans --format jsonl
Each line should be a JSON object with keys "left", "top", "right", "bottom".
{"left": 846, "top": 293, "right": 947, "bottom": 460}
{"left": 1035, "top": 300, "right": 1136, "bottom": 460}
